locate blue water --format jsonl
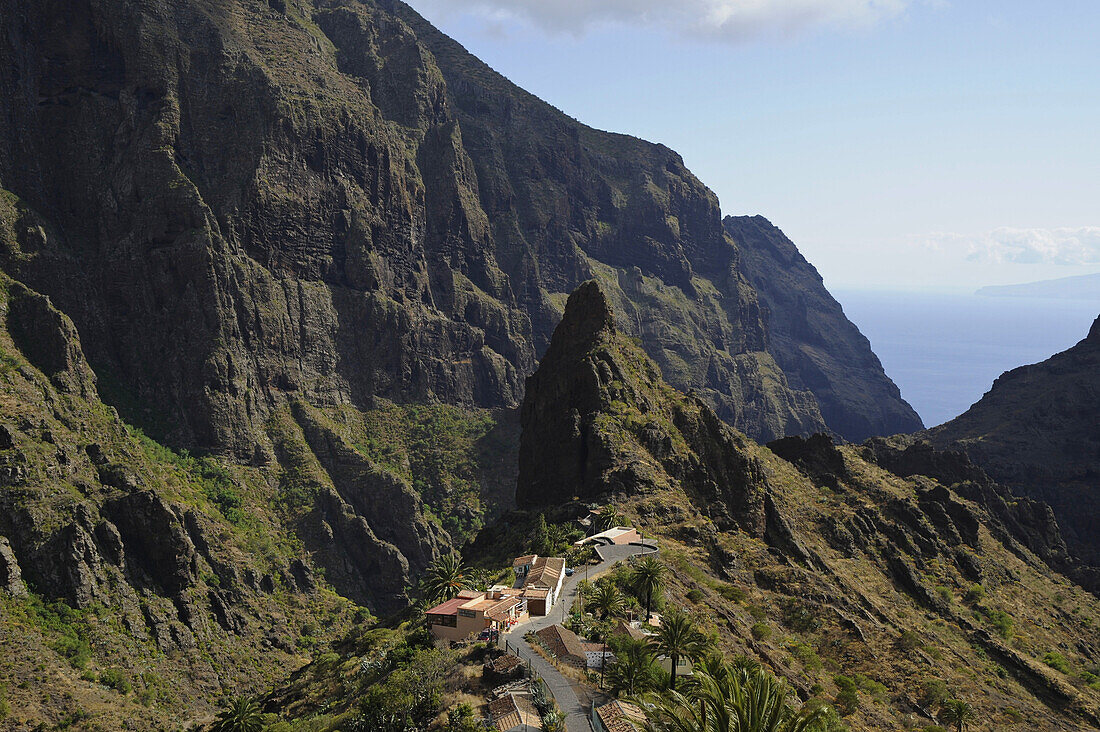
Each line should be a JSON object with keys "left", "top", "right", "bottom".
{"left": 833, "top": 290, "right": 1100, "bottom": 429}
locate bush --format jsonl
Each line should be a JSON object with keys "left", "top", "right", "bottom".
{"left": 98, "top": 668, "right": 131, "bottom": 694}
{"left": 852, "top": 673, "right": 887, "bottom": 701}
{"left": 1043, "top": 651, "right": 1071, "bottom": 674}
{"left": 973, "top": 604, "right": 1014, "bottom": 638}
{"left": 898, "top": 629, "right": 921, "bottom": 651}
{"left": 780, "top": 598, "right": 822, "bottom": 633}
{"left": 747, "top": 605, "right": 767, "bottom": 621}
{"left": 922, "top": 678, "right": 948, "bottom": 707}
{"left": 686, "top": 589, "right": 704, "bottom": 603}
{"left": 964, "top": 584, "right": 986, "bottom": 603}
{"left": 750, "top": 623, "right": 772, "bottom": 641}
{"left": 921, "top": 726, "right": 948, "bottom": 732}
{"left": 0, "top": 697, "right": 9, "bottom": 720}
{"left": 1003, "top": 706, "right": 1023, "bottom": 723}
{"left": 833, "top": 675, "right": 859, "bottom": 715}
{"left": 788, "top": 641, "right": 823, "bottom": 673}
{"left": 719, "top": 585, "right": 746, "bottom": 603}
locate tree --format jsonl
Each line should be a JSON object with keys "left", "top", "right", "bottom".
{"left": 636, "top": 660, "right": 829, "bottom": 732}
{"left": 532, "top": 513, "right": 551, "bottom": 555}
{"left": 940, "top": 699, "right": 976, "bottom": 732}
{"left": 211, "top": 696, "right": 264, "bottom": 732}
{"left": 420, "top": 554, "right": 471, "bottom": 604}
{"left": 595, "top": 506, "right": 622, "bottom": 532}
{"left": 651, "top": 608, "right": 707, "bottom": 691}
{"left": 607, "top": 637, "right": 663, "bottom": 696}
{"left": 592, "top": 581, "right": 626, "bottom": 620}
{"left": 631, "top": 555, "right": 666, "bottom": 622}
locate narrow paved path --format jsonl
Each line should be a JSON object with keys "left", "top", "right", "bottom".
{"left": 502, "top": 543, "right": 657, "bottom": 732}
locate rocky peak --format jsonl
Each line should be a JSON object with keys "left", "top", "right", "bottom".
{"left": 544, "top": 280, "right": 617, "bottom": 359}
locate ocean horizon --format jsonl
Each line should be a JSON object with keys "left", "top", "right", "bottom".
{"left": 833, "top": 289, "right": 1100, "bottom": 429}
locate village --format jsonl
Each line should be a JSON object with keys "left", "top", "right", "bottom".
{"left": 421, "top": 516, "right": 687, "bottom": 732}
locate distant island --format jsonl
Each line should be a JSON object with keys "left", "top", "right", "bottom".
{"left": 976, "top": 271, "right": 1100, "bottom": 300}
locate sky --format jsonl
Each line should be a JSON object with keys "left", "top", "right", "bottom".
{"left": 406, "top": 0, "right": 1100, "bottom": 292}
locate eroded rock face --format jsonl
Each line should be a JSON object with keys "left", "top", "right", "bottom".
{"left": 926, "top": 317, "right": 1100, "bottom": 563}
{"left": 517, "top": 281, "right": 766, "bottom": 534}
{"left": 0, "top": 0, "right": 908, "bottom": 454}
{"left": 724, "top": 216, "right": 923, "bottom": 440}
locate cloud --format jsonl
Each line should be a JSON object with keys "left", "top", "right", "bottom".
{"left": 412, "top": 0, "right": 915, "bottom": 41}
{"left": 923, "top": 227, "right": 1100, "bottom": 265}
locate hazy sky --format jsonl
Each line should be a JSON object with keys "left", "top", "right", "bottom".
{"left": 408, "top": 0, "right": 1100, "bottom": 292}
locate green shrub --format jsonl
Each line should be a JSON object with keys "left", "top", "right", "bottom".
{"left": 934, "top": 585, "right": 953, "bottom": 605}
{"left": 686, "top": 589, "right": 704, "bottom": 603}
{"left": 718, "top": 585, "right": 746, "bottom": 603}
{"left": 833, "top": 675, "right": 859, "bottom": 715}
{"left": 750, "top": 622, "right": 772, "bottom": 641}
{"left": 0, "top": 697, "right": 9, "bottom": 720}
{"left": 747, "top": 605, "right": 767, "bottom": 621}
{"left": 1043, "top": 651, "right": 1071, "bottom": 674}
{"left": 897, "top": 629, "right": 921, "bottom": 651}
{"left": 788, "top": 641, "right": 823, "bottom": 673}
{"left": 964, "top": 584, "right": 986, "bottom": 603}
{"left": 780, "top": 598, "right": 822, "bottom": 633}
{"left": 921, "top": 726, "right": 948, "bottom": 732}
{"left": 98, "top": 668, "right": 131, "bottom": 694}
{"left": 922, "top": 678, "right": 948, "bottom": 707}
{"left": 973, "top": 604, "right": 1014, "bottom": 638}
{"left": 1003, "top": 706, "right": 1023, "bottom": 723}
{"left": 852, "top": 673, "right": 887, "bottom": 701}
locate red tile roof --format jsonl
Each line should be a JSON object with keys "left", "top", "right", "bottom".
{"left": 425, "top": 596, "right": 468, "bottom": 616}
{"left": 596, "top": 700, "right": 646, "bottom": 732}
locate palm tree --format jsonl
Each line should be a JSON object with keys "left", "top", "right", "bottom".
{"left": 631, "top": 555, "right": 666, "bottom": 622}
{"left": 607, "top": 637, "right": 662, "bottom": 696}
{"left": 211, "top": 696, "right": 264, "bottom": 732}
{"left": 651, "top": 608, "right": 707, "bottom": 691}
{"left": 595, "top": 505, "right": 622, "bottom": 532}
{"left": 419, "top": 553, "right": 471, "bottom": 604}
{"left": 635, "top": 661, "right": 828, "bottom": 732}
{"left": 940, "top": 699, "right": 976, "bottom": 732}
{"left": 591, "top": 581, "right": 626, "bottom": 620}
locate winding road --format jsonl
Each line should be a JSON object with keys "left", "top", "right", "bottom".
{"left": 501, "top": 542, "right": 657, "bottom": 732}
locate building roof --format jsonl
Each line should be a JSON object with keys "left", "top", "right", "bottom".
{"left": 535, "top": 624, "right": 588, "bottom": 662}
{"left": 525, "top": 556, "right": 566, "bottom": 588}
{"left": 486, "top": 597, "right": 524, "bottom": 622}
{"left": 487, "top": 653, "right": 524, "bottom": 674}
{"left": 425, "top": 596, "right": 471, "bottom": 616}
{"left": 611, "top": 619, "right": 649, "bottom": 641}
{"left": 513, "top": 554, "right": 537, "bottom": 567}
{"left": 521, "top": 588, "right": 548, "bottom": 599}
{"left": 489, "top": 693, "right": 539, "bottom": 732}
{"left": 596, "top": 700, "right": 646, "bottom": 732}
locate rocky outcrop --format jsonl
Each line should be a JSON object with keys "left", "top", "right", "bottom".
{"left": 517, "top": 280, "right": 767, "bottom": 534}
{"left": 862, "top": 435, "right": 1100, "bottom": 594}
{"left": 927, "top": 315, "right": 1100, "bottom": 563}
{"left": 0, "top": 0, "right": 905, "bottom": 454}
{"left": 724, "top": 215, "right": 923, "bottom": 440}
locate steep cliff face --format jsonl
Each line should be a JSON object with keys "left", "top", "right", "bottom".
{"left": 517, "top": 281, "right": 767, "bottom": 534}
{"left": 927, "top": 315, "right": 1100, "bottom": 564}
{"left": 0, "top": 0, "right": 906, "bottom": 452}
{"left": 512, "top": 282, "right": 1100, "bottom": 731}
{"left": 724, "top": 215, "right": 923, "bottom": 440}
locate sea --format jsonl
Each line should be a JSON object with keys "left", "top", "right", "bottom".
{"left": 832, "top": 289, "right": 1100, "bottom": 429}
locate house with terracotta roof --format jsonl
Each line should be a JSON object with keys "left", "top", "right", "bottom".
{"left": 534, "top": 624, "right": 589, "bottom": 669}
{"left": 592, "top": 700, "right": 646, "bottom": 732}
{"left": 489, "top": 692, "right": 540, "bottom": 732}
{"left": 426, "top": 588, "right": 528, "bottom": 642}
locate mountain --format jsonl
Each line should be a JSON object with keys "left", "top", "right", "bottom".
{"left": 507, "top": 281, "right": 1100, "bottom": 730}
{"left": 928, "top": 315, "right": 1100, "bottom": 564}
{"left": 0, "top": 0, "right": 915, "bottom": 451}
{"left": 977, "top": 273, "right": 1100, "bottom": 300}
{"left": 724, "top": 216, "right": 923, "bottom": 439}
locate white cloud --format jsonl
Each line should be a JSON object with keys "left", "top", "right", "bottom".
{"left": 412, "top": 0, "right": 915, "bottom": 41}
{"left": 923, "top": 227, "right": 1100, "bottom": 265}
